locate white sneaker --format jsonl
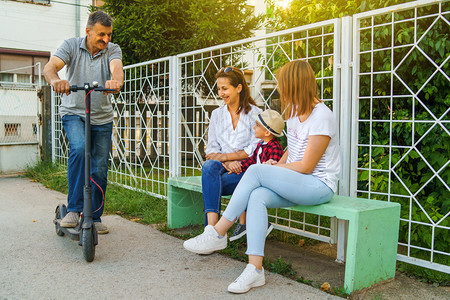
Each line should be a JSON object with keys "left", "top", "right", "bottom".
{"left": 228, "top": 264, "right": 265, "bottom": 294}
{"left": 183, "top": 225, "right": 227, "bottom": 255}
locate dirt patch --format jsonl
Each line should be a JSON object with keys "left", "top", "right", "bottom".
{"left": 265, "top": 239, "right": 345, "bottom": 288}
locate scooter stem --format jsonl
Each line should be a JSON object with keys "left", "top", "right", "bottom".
{"left": 83, "top": 82, "right": 93, "bottom": 229}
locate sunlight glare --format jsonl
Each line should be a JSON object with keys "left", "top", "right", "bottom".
{"left": 277, "top": 0, "right": 291, "bottom": 9}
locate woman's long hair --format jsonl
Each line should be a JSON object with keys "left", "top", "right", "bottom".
{"left": 276, "top": 60, "right": 318, "bottom": 119}
{"left": 216, "top": 66, "right": 256, "bottom": 114}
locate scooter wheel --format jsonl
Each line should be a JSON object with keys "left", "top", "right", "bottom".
{"left": 82, "top": 227, "right": 95, "bottom": 262}
{"left": 55, "top": 205, "right": 66, "bottom": 236}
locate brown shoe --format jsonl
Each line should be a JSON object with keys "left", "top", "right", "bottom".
{"left": 94, "top": 222, "right": 109, "bottom": 234}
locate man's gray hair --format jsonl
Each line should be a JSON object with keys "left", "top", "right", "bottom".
{"left": 87, "top": 11, "right": 113, "bottom": 28}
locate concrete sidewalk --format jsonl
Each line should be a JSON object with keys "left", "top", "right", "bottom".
{"left": 0, "top": 176, "right": 339, "bottom": 299}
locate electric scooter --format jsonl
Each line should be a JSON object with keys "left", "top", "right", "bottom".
{"left": 53, "top": 81, "right": 116, "bottom": 262}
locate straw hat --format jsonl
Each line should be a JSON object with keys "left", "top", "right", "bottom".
{"left": 257, "top": 109, "right": 284, "bottom": 137}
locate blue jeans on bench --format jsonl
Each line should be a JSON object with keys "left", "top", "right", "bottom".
{"left": 62, "top": 115, "right": 113, "bottom": 222}
{"left": 202, "top": 159, "right": 244, "bottom": 225}
{"left": 222, "top": 164, "right": 334, "bottom": 256}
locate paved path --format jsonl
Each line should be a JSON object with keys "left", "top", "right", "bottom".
{"left": 0, "top": 176, "right": 340, "bottom": 299}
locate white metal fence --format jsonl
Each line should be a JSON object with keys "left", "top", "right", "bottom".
{"left": 350, "top": 0, "right": 449, "bottom": 273}
{"left": 0, "top": 63, "right": 42, "bottom": 173}
{"left": 0, "top": 63, "right": 42, "bottom": 146}
{"left": 52, "top": 0, "right": 449, "bottom": 273}
{"left": 0, "top": 85, "right": 39, "bottom": 145}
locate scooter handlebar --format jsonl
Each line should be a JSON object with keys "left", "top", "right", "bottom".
{"left": 70, "top": 84, "right": 119, "bottom": 93}
{"left": 70, "top": 85, "right": 85, "bottom": 92}
{"left": 94, "top": 87, "right": 118, "bottom": 92}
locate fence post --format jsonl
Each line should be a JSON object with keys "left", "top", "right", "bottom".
{"left": 39, "top": 85, "right": 52, "bottom": 164}
{"left": 51, "top": 89, "right": 56, "bottom": 163}
{"left": 169, "top": 56, "right": 181, "bottom": 178}
{"left": 336, "top": 16, "right": 353, "bottom": 264}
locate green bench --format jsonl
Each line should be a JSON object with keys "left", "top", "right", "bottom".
{"left": 167, "top": 175, "right": 401, "bottom": 293}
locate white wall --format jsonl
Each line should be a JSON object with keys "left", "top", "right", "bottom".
{"left": 0, "top": 144, "right": 39, "bottom": 174}
{"left": 0, "top": 0, "right": 91, "bottom": 55}
{"left": 247, "top": 0, "right": 267, "bottom": 37}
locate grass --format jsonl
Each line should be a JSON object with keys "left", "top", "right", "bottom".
{"left": 105, "top": 183, "right": 166, "bottom": 224}
{"left": 397, "top": 261, "right": 450, "bottom": 286}
{"left": 26, "top": 162, "right": 68, "bottom": 193}
{"left": 25, "top": 161, "right": 167, "bottom": 224}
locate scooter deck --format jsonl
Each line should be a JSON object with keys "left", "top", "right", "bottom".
{"left": 54, "top": 219, "right": 81, "bottom": 241}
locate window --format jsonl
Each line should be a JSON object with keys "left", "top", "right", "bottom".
{"left": 13, "top": 0, "right": 50, "bottom": 5}
{"left": 0, "top": 48, "right": 50, "bottom": 87}
{"left": 16, "top": 74, "right": 31, "bottom": 84}
{"left": 0, "top": 73, "right": 13, "bottom": 83}
{"left": 4, "top": 123, "right": 21, "bottom": 137}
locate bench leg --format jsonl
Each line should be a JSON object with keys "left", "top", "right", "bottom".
{"left": 168, "top": 185, "right": 204, "bottom": 228}
{"left": 336, "top": 219, "right": 348, "bottom": 264}
{"left": 343, "top": 206, "right": 400, "bottom": 293}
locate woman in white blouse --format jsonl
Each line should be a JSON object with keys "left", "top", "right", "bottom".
{"left": 202, "top": 66, "right": 262, "bottom": 226}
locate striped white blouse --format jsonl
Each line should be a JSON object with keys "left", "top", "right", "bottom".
{"left": 286, "top": 102, "right": 340, "bottom": 192}
{"left": 206, "top": 104, "right": 262, "bottom": 156}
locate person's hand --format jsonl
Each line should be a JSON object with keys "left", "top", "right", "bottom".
{"left": 206, "top": 153, "right": 227, "bottom": 162}
{"left": 104, "top": 79, "right": 122, "bottom": 95}
{"left": 223, "top": 161, "right": 242, "bottom": 174}
{"left": 50, "top": 79, "right": 71, "bottom": 95}
{"left": 263, "top": 159, "right": 278, "bottom": 165}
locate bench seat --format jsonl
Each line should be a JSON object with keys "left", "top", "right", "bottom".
{"left": 167, "top": 175, "right": 400, "bottom": 293}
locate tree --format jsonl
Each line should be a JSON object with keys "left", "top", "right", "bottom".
{"left": 266, "top": 0, "right": 415, "bottom": 30}
{"left": 102, "top": 0, "right": 264, "bottom": 65}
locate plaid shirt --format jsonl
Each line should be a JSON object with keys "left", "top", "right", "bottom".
{"left": 240, "top": 138, "right": 284, "bottom": 172}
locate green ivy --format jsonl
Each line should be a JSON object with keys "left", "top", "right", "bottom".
{"left": 268, "top": 0, "right": 449, "bottom": 268}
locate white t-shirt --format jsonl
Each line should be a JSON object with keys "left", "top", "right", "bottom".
{"left": 286, "top": 102, "right": 340, "bottom": 192}
{"left": 206, "top": 104, "right": 262, "bottom": 156}
{"left": 256, "top": 142, "right": 266, "bottom": 164}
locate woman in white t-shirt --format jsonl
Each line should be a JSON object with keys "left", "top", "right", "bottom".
{"left": 202, "top": 66, "right": 262, "bottom": 226}
{"left": 184, "top": 60, "right": 340, "bottom": 294}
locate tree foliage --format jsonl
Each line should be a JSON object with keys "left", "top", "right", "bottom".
{"left": 101, "top": 0, "right": 263, "bottom": 65}
{"left": 266, "top": 0, "right": 415, "bottom": 30}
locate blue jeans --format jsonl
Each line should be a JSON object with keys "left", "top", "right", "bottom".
{"left": 202, "top": 160, "right": 244, "bottom": 224}
{"left": 222, "top": 164, "right": 334, "bottom": 256}
{"left": 62, "top": 115, "right": 113, "bottom": 222}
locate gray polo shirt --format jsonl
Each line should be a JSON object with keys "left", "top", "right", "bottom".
{"left": 55, "top": 37, "right": 122, "bottom": 125}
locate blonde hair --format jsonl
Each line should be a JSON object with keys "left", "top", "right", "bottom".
{"left": 276, "top": 60, "right": 318, "bottom": 119}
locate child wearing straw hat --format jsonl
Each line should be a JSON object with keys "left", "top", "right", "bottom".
{"left": 222, "top": 109, "right": 284, "bottom": 241}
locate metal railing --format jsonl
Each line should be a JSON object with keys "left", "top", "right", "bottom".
{"left": 350, "top": 0, "right": 449, "bottom": 273}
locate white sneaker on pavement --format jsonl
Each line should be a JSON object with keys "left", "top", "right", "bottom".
{"left": 183, "top": 225, "right": 227, "bottom": 255}
{"left": 228, "top": 264, "right": 265, "bottom": 294}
